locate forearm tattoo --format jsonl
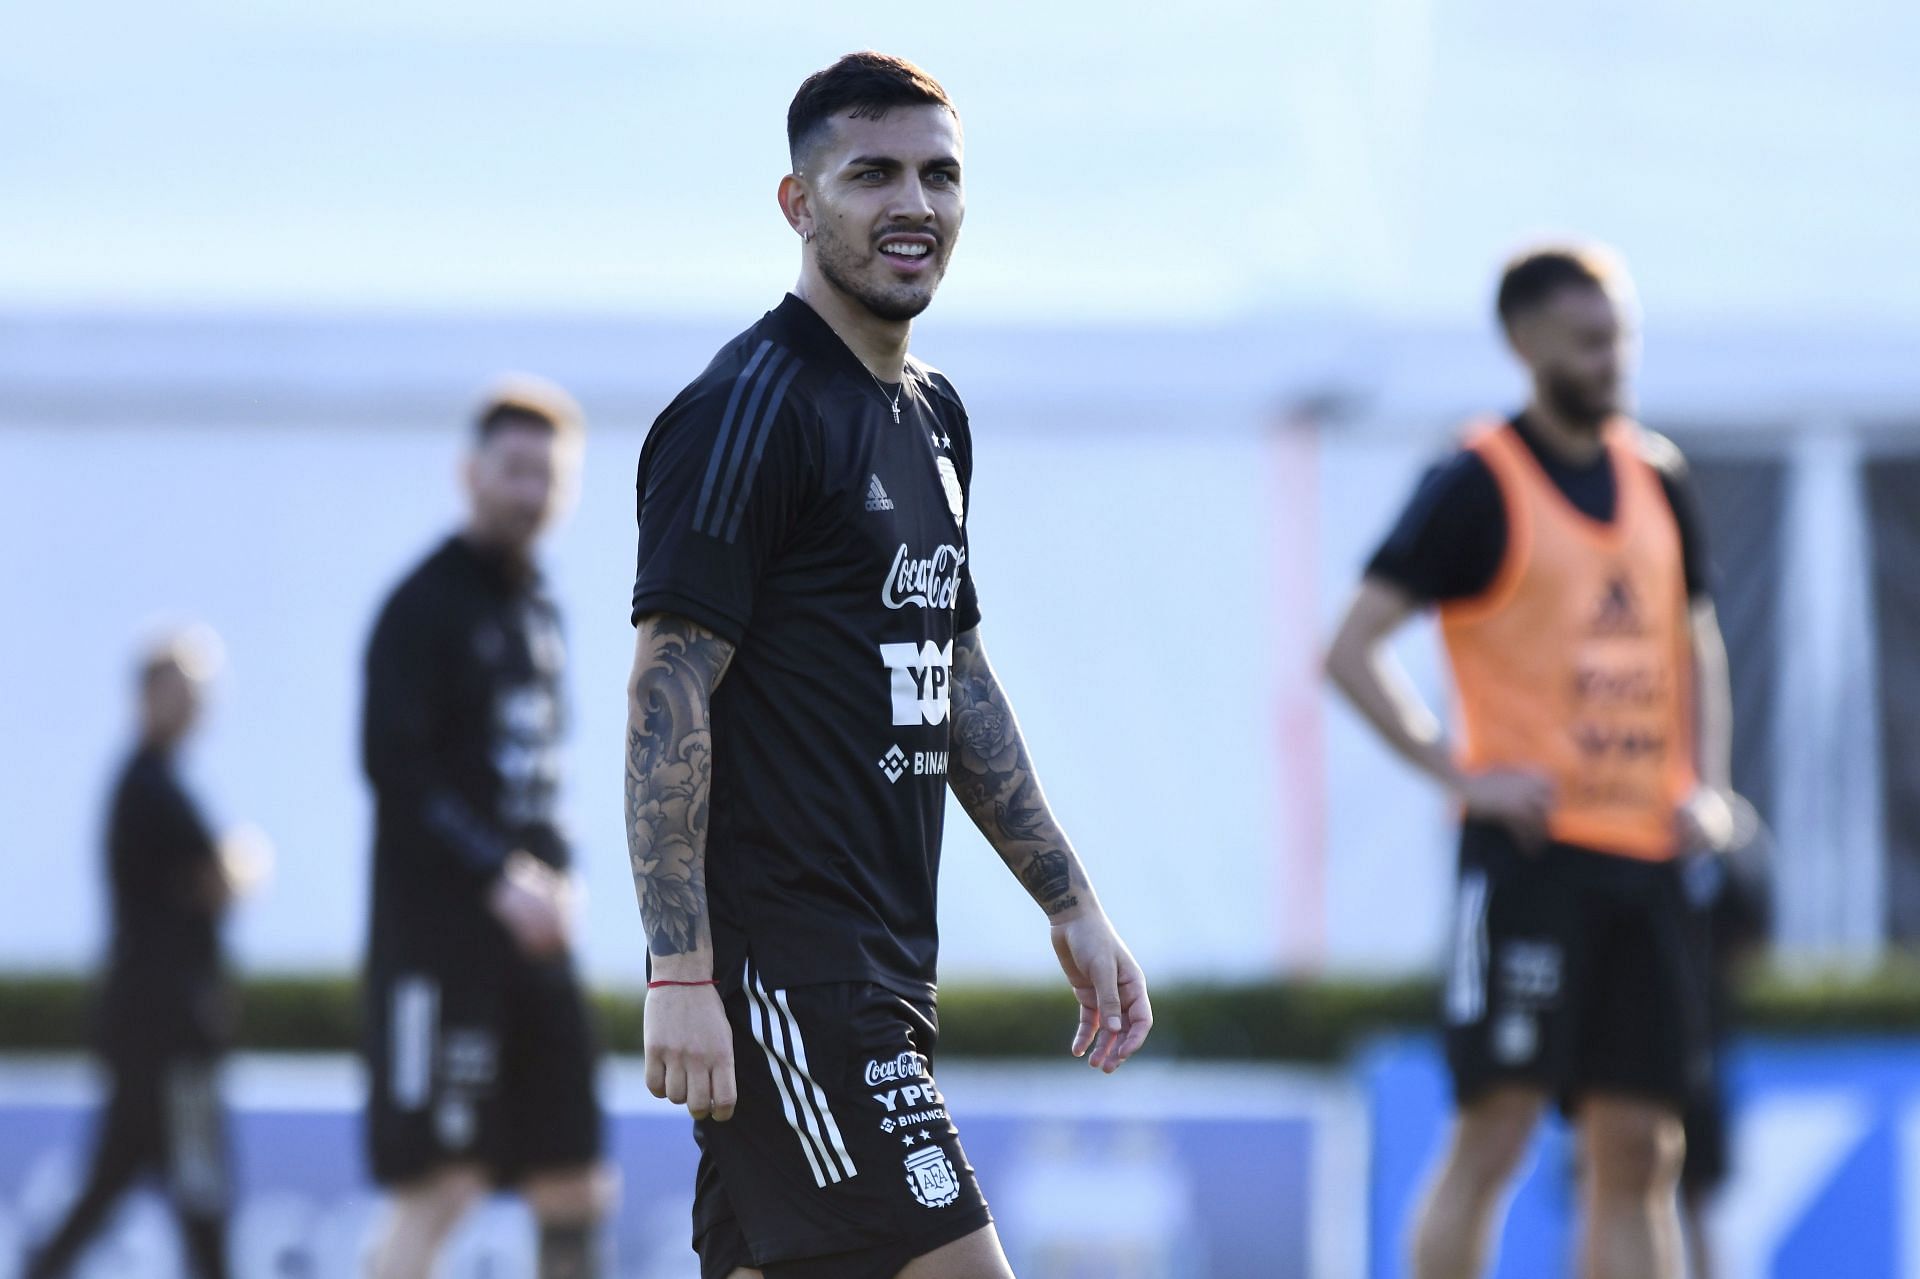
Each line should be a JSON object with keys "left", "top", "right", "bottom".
{"left": 625, "top": 616, "right": 735, "bottom": 956}
{"left": 949, "top": 630, "right": 1087, "bottom": 916}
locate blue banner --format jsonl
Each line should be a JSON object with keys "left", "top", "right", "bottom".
{"left": 1363, "top": 1034, "right": 1920, "bottom": 1279}
{"left": 0, "top": 1059, "right": 1361, "bottom": 1279}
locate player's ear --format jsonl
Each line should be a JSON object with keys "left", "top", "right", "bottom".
{"left": 1501, "top": 315, "right": 1534, "bottom": 364}
{"left": 779, "top": 173, "right": 814, "bottom": 244}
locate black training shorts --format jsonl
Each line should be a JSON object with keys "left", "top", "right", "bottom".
{"left": 1441, "top": 820, "right": 1713, "bottom": 1113}
{"left": 692, "top": 963, "right": 993, "bottom": 1279}
{"left": 363, "top": 944, "right": 604, "bottom": 1186}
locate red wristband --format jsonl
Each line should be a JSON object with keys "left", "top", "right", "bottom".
{"left": 647, "top": 978, "right": 716, "bottom": 989}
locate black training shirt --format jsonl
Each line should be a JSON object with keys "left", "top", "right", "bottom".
{"left": 363, "top": 535, "right": 570, "bottom": 962}
{"left": 1367, "top": 415, "right": 1712, "bottom": 604}
{"left": 632, "top": 293, "right": 980, "bottom": 1001}
{"left": 100, "top": 746, "right": 229, "bottom": 1058}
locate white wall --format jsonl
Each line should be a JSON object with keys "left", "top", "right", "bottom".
{"left": 6, "top": 314, "right": 1909, "bottom": 985}
{"left": 0, "top": 411, "right": 1293, "bottom": 986}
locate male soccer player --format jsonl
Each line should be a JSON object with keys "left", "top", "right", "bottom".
{"left": 1325, "top": 245, "right": 1735, "bottom": 1279}
{"left": 361, "top": 380, "right": 613, "bottom": 1279}
{"left": 27, "top": 627, "right": 264, "bottom": 1279}
{"left": 625, "top": 52, "right": 1153, "bottom": 1279}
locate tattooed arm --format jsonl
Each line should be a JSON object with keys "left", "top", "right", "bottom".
{"left": 948, "top": 626, "right": 1152, "bottom": 1071}
{"left": 948, "top": 628, "right": 1093, "bottom": 916}
{"left": 626, "top": 612, "right": 737, "bottom": 1120}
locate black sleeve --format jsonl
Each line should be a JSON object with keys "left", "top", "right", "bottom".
{"left": 1364, "top": 451, "right": 1510, "bottom": 603}
{"left": 112, "top": 766, "right": 220, "bottom": 914}
{"left": 362, "top": 585, "right": 514, "bottom": 882}
{"left": 1656, "top": 469, "right": 1713, "bottom": 602}
{"left": 631, "top": 371, "right": 812, "bottom": 641}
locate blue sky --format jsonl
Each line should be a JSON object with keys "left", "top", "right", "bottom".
{"left": 3, "top": 0, "right": 1915, "bottom": 325}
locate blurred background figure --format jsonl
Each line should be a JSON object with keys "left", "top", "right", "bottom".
{"left": 359, "top": 379, "right": 615, "bottom": 1279}
{"left": 1325, "top": 245, "right": 1734, "bottom": 1279}
{"left": 1677, "top": 797, "right": 1773, "bottom": 1279}
{"left": 24, "top": 626, "right": 269, "bottom": 1279}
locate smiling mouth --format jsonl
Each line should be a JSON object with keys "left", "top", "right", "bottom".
{"left": 876, "top": 234, "right": 937, "bottom": 270}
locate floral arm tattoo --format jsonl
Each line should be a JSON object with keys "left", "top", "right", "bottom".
{"left": 625, "top": 614, "right": 735, "bottom": 958}
{"left": 948, "top": 628, "right": 1092, "bottom": 917}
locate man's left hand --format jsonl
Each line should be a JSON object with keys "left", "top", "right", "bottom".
{"left": 1050, "top": 910, "right": 1152, "bottom": 1073}
{"left": 1676, "top": 786, "right": 1736, "bottom": 854}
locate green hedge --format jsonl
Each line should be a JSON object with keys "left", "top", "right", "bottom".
{"left": 3, "top": 965, "right": 1917, "bottom": 1059}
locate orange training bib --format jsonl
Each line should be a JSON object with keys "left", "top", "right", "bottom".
{"left": 1439, "top": 419, "right": 1697, "bottom": 860}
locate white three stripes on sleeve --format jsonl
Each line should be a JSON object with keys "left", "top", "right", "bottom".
{"left": 744, "top": 960, "right": 858, "bottom": 1186}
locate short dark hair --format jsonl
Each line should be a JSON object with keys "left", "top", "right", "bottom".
{"left": 473, "top": 374, "right": 583, "bottom": 443}
{"left": 787, "top": 51, "right": 954, "bottom": 169}
{"left": 1495, "top": 245, "right": 1621, "bottom": 331}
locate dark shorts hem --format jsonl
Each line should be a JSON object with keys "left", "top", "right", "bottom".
{"left": 700, "top": 1205, "right": 994, "bottom": 1279}
{"left": 1448, "top": 1063, "right": 1555, "bottom": 1109}
{"left": 1449, "top": 1060, "right": 1691, "bottom": 1112}
{"left": 368, "top": 1125, "right": 604, "bottom": 1190}
{"left": 765, "top": 1204, "right": 994, "bottom": 1279}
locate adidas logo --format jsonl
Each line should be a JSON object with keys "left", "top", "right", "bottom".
{"left": 865, "top": 474, "right": 895, "bottom": 512}
{"left": 1589, "top": 574, "right": 1645, "bottom": 637}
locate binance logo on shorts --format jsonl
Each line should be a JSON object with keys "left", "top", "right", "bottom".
{"left": 879, "top": 746, "right": 909, "bottom": 782}
{"left": 904, "top": 1143, "right": 961, "bottom": 1208}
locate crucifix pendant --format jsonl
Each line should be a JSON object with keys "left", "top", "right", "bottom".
{"left": 889, "top": 399, "right": 901, "bottom": 424}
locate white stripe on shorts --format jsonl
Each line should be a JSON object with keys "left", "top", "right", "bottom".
{"left": 772, "top": 984, "right": 857, "bottom": 1180}
{"left": 744, "top": 961, "right": 858, "bottom": 1186}
{"left": 743, "top": 962, "right": 831, "bottom": 1187}
{"left": 391, "top": 974, "right": 438, "bottom": 1111}
{"left": 1446, "top": 870, "right": 1490, "bottom": 1026}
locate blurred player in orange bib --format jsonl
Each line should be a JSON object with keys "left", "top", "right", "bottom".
{"left": 1326, "top": 245, "right": 1737, "bottom": 1279}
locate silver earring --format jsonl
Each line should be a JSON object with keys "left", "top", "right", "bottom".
{"left": 800, "top": 229, "right": 813, "bottom": 244}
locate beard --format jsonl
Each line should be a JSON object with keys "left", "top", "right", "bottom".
{"left": 813, "top": 223, "right": 944, "bottom": 323}
{"left": 1542, "top": 368, "right": 1617, "bottom": 431}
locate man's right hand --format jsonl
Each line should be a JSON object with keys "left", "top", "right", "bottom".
{"left": 1454, "top": 768, "right": 1556, "bottom": 851}
{"left": 487, "top": 851, "right": 570, "bottom": 959}
{"left": 644, "top": 983, "right": 737, "bottom": 1122}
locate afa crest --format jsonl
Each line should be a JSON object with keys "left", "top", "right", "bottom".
{"left": 904, "top": 1143, "right": 960, "bottom": 1208}
{"left": 935, "top": 457, "right": 965, "bottom": 530}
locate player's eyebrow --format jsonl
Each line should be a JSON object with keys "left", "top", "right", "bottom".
{"left": 842, "top": 154, "right": 961, "bottom": 173}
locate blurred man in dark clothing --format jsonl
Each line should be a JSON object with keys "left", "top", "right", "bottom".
{"left": 26, "top": 627, "right": 266, "bottom": 1279}
{"left": 360, "top": 378, "right": 613, "bottom": 1279}
{"left": 1678, "top": 801, "right": 1772, "bottom": 1279}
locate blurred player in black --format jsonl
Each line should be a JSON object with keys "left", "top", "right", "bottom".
{"left": 26, "top": 627, "right": 266, "bottom": 1279}
{"left": 1678, "top": 802, "right": 1771, "bottom": 1279}
{"left": 360, "top": 380, "right": 613, "bottom": 1279}
{"left": 628, "top": 53, "right": 1151, "bottom": 1279}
